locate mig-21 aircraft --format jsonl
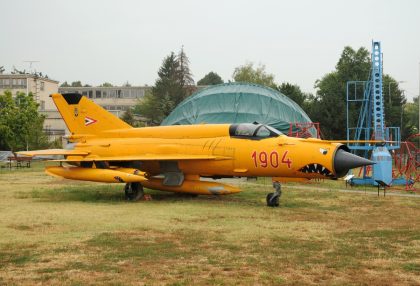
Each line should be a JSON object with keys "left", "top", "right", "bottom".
{"left": 19, "top": 93, "right": 373, "bottom": 207}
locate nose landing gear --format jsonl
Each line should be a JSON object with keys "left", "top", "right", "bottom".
{"left": 266, "top": 181, "right": 281, "bottom": 207}
{"left": 124, "top": 182, "right": 144, "bottom": 201}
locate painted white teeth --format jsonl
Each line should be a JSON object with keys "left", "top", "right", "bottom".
{"left": 300, "top": 164, "right": 331, "bottom": 176}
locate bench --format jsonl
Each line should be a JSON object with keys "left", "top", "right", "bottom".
{"left": 7, "top": 155, "right": 32, "bottom": 169}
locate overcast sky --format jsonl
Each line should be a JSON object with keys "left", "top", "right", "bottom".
{"left": 1, "top": 0, "right": 419, "bottom": 101}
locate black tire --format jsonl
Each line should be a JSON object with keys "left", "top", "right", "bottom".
{"left": 124, "top": 183, "right": 144, "bottom": 201}
{"left": 266, "top": 192, "right": 279, "bottom": 207}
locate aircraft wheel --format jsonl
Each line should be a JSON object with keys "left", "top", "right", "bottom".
{"left": 124, "top": 183, "right": 144, "bottom": 201}
{"left": 266, "top": 192, "right": 279, "bottom": 207}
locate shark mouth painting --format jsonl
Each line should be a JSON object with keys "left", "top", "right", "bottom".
{"left": 298, "top": 164, "right": 333, "bottom": 177}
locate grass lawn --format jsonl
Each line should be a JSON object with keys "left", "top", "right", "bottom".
{"left": 0, "top": 163, "right": 419, "bottom": 285}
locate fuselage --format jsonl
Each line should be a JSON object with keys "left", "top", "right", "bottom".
{"left": 65, "top": 123, "right": 343, "bottom": 180}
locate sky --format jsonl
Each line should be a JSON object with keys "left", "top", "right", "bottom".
{"left": 1, "top": 0, "right": 420, "bottom": 101}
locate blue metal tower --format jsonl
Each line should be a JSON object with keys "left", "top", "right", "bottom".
{"left": 346, "top": 41, "right": 403, "bottom": 186}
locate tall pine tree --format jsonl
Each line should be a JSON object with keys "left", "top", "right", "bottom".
{"left": 177, "top": 46, "right": 194, "bottom": 86}
{"left": 135, "top": 48, "right": 194, "bottom": 125}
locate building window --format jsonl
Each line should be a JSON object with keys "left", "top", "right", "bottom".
{"left": 10, "top": 78, "right": 27, "bottom": 88}
{"left": 122, "top": 90, "right": 129, "bottom": 98}
{"left": 40, "top": 81, "right": 45, "bottom": 91}
{"left": 40, "top": 100, "right": 45, "bottom": 110}
{"left": 95, "top": 90, "right": 101, "bottom": 98}
{"left": 88, "top": 91, "right": 93, "bottom": 98}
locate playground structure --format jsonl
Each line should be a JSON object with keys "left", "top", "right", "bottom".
{"left": 392, "top": 134, "right": 420, "bottom": 189}
{"left": 346, "top": 41, "right": 418, "bottom": 189}
{"left": 356, "top": 137, "right": 419, "bottom": 190}
{"left": 287, "top": 122, "right": 321, "bottom": 139}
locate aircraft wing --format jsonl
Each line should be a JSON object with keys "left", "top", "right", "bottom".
{"left": 18, "top": 149, "right": 90, "bottom": 157}
{"left": 52, "top": 154, "right": 231, "bottom": 162}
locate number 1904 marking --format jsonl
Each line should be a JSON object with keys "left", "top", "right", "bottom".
{"left": 251, "top": 151, "right": 292, "bottom": 169}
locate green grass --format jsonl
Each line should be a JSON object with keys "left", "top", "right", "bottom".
{"left": 402, "top": 263, "right": 420, "bottom": 273}
{"left": 27, "top": 185, "right": 125, "bottom": 203}
{"left": 0, "top": 244, "right": 39, "bottom": 267}
{"left": 0, "top": 162, "right": 419, "bottom": 285}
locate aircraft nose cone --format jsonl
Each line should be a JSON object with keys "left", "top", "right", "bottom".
{"left": 334, "top": 149, "right": 374, "bottom": 178}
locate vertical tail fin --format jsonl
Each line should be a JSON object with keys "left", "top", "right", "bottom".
{"left": 52, "top": 93, "right": 132, "bottom": 135}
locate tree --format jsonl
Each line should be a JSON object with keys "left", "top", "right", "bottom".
{"left": 71, "top": 81, "right": 83, "bottom": 87}
{"left": 197, "top": 72, "right": 223, "bottom": 85}
{"left": 133, "top": 91, "right": 164, "bottom": 126}
{"left": 403, "top": 97, "right": 418, "bottom": 137}
{"left": 311, "top": 71, "right": 348, "bottom": 139}
{"left": 155, "top": 52, "right": 186, "bottom": 107}
{"left": 0, "top": 66, "right": 5, "bottom": 74}
{"left": 311, "top": 46, "right": 411, "bottom": 140}
{"left": 0, "top": 91, "right": 15, "bottom": 150}
{"left": 381, "top": 76, "right": 414, "bottom": 139}
{"left": 123, "top": 81, "right": 132, "bottom": 87}
{"left": 0, "top": 91, "right": 48, "bottom": 151}
{"left": 63, "top": 81, "right": 91, "bottom": 87}
{"left": 100, "top": 82, "right": 113, "bottom": 87}
{"left": 121, "top": 108, "right": 136, "bottom": 126}
{"left": 232, "top": 62, "right": 276, "bottom": 89}
{"left": 177, "top": 46, "right": 194, "bottom": 86}
{"left": 135, "top": 48, "right": 194, "bottom": 125}
{"left": 311, "top": 47, "right": 372, "bottom": 139}
{"left": 278, "top": 82, "right": 308, "bottom": 107}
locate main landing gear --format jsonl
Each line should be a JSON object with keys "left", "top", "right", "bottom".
{"left": 266, "top": 181, "right": 281, "bottom": 207}
{"left": 124, "top": 182, "right": 144, "bottom": 201}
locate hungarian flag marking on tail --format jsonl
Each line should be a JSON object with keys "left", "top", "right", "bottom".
{"left": 84, "top": 116, "right": 97, "bottom": 126}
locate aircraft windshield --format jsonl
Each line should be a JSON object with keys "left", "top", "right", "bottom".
{"left": 229, "top": 123, "right": 282, "bottom": 139}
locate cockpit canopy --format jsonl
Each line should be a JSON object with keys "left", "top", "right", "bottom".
{"left": 229, "top": 123, "right": 283, "bottom": 140}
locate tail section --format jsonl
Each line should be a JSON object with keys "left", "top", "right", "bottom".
{"left": 51, "top": 93, "right": 132, "bottom": 135}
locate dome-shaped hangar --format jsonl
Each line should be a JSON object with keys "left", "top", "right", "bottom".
{"left": 161, "top": 82, "right": 316, "bottom": 137}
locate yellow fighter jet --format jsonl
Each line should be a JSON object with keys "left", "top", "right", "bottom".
{"left": 19, "top": 93, "right": 373, "bottom": 207}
